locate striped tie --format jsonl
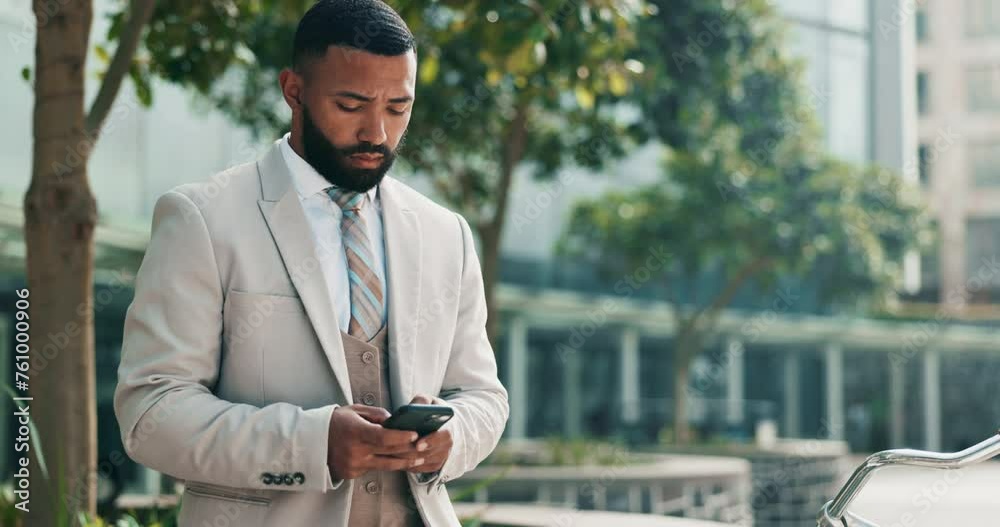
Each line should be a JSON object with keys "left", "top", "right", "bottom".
{"left": 326, "top": 187, "right": 385, "bottom": 341}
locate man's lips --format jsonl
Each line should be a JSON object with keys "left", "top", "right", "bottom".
{"left": 349, "top": 154, "right": 383, "bottom": 167}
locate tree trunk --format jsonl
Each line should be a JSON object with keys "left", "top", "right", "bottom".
{"left": 672, "top": 359, "right": 691, "bottom": 444}
{"left": 480, "top": 102, "right": 529, "bottom": 348}
{"left": 479, "top": 222, "right": 503, "bottom": 349}
{"left": 671, "top": 325, "right": 703, "bottom": 445}
{"left": 667, "top": 260, "right": 769, "bottom": 445}
{"left": 26, "top": 1, "right": 98, "bottom": 524}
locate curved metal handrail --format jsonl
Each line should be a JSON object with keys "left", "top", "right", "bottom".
{"left": 817, "top": 430, "right": 1000, "bottom": 526}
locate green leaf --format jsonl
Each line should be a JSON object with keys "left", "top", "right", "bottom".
{"left": 419, "top": 53, "right": 439, "bottom": 84}
{"left": 574, "top": 86, "right": 595, "bottom": 110}
{"left": 129, "top": 63, "right": 153, "bottom": 107}
{"left": 485, "top": 69, "right": 503, "bottom": 87}
{"left": 95, "top": 44, "right": 110, "bottom": 63}
{"left": 20, "top": 66, "right": 30, "bottom": 82}
{"left": 608, "top": 70, "right": 628, "bottom": 96}
{"left": 505, "top": 40, "right": 537, "bottom": 76}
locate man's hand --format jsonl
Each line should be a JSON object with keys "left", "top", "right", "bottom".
{"left": 327, "top": 404, "right": 426, "bottom": 480}
{"left": 405, "top": 395, "right": 453, "bottom": 474}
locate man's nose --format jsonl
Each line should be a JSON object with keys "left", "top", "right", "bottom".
{"left": 357, "top": 111, "right": 387, "bottom": 146}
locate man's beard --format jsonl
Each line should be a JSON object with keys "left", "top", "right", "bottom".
{"left": 301, "top": 104, "right": 405, "bottom": 193}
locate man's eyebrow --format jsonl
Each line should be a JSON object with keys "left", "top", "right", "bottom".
{"left": 333, "top": 91, "right": 413, "bottom": 104}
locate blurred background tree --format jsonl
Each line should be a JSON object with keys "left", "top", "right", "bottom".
{"left": 560, "top": 0, "right": 931, "bottom": 444}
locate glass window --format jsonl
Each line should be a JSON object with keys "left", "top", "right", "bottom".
{"left": 828, "top": 34, "right": 871, "bottom": 162}
{"left": 966, "top": 0, "right": 1000, "bottom": 38}
{"left": 966, "top": 218, "right": 1000, "bottom": 289}
{"left": 774, "top": 0, "right": 827, "bottom": 25}
{"left": 916, "top": 4, "right": 929, "bottom": 42}
{"left": 777, "top": 0, "right": 869, "bottom": 32}
{"left": 784, "top": 24, "right": 828, "bottom": 107}
{"left": 918, "top": 144, "right": 931, "bottom": 185}
{"left": 920, "top": 246, "right": 939, "bottom": 289}
{"left": 968, "top": 141, "right": 1000, "bottom": 186}
{"left": 967, "top": 65, "right": 1000, "bottom": 111}
{"left": 917, "top": 71, "right": 930, "bottom": 115}
{"left": 828, "top": 0, "right": 870, "bottom": 32}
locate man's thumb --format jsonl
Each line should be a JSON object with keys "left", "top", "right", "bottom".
{"left": 353, "top": 405, "right": 391, "bottom": 424}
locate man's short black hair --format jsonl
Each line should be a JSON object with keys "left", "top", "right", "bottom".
{"left": 293, "top": 0, "right": 416, "bottom": 71}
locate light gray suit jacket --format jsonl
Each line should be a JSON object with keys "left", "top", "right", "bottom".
{"left": 113, "top": 141, "right": 509, "bottom": 526}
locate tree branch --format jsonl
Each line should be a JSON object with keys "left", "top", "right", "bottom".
{"left": 489, "top": 101, "right": 529, "bottom": 231}
{"left": 85, "top": 0, "right": 157, "bottom": 137}
{"left": 692, "top": 255, "right": 772, "bottom": 335}
{"left": 670, "top": 256, "right": 769, "bottom": 366}
{"left": 458, "top": 163, "right": 475, "bottom": 218}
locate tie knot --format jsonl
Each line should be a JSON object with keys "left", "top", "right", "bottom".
{"left": 326, "top": 187, "right": 365, "bottom": 212}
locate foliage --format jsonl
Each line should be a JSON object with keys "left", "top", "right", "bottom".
{"left": 629, "top": 0, "right": 810, "bottom": 158}
{"left": 484, "top": 437, "right": 628, "bottom": 466}
{"left": 390, "top": 0, "right": 643, "bottom": 222}
{"left": 562, "top": 148, "right": 930, "bottom": 310}
{"left": 76, "top": 511, "right": 171, "bottom": 527}
{"left": 0, "top": 484, "right": 20, "bottom": 527}
{"left": 543, "top": 437, "right": 627, "bottom": 466}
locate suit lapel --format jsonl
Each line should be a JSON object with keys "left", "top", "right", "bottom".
{"left": 256, "top": 142, "right": 353, "bottom": 404}
{"left": 379, "top": 177, "right": 422, "bottom": 410}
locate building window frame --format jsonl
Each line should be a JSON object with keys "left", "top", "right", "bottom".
{"left": 917, "top": 71, "right": 930, "bottom": 116}
{"left": 965, "top": 0, "right": 1000, "bottom": 38}
{"left": 916, "top": 3, "right": 929, "bottom": 43}
{"left": 965, "top": 65, "right": 1000, "bottom": 113}
{"left": 918, "top": 144, "right": 931, "bottom": 186}
{"left": 967, "top": 140, "right": 1000, "bottom": 187}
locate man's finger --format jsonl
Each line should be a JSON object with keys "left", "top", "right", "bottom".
{"left": 406, "top": 452, "right": 447, "bottom": 473}
{"left": 414, "top": 430, "right": 452, "bottom": 452}
{"left": 364, "top": 425, "right": 418, "bottom": 449}
{"left": 409, "top": 394, "right": 433, "bottom": 405}
{"left": 371, "top": 441, "right": 422, "bottom": 456}
{"left": 352, "top": 405, "right": 391, "bottom": 424}
{"left": 368, "top": 454, "right": 425, "bottom": 472}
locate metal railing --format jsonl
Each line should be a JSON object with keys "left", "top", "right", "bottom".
{"left": 816, "top": 430, "right": 1000, "bottom": 526}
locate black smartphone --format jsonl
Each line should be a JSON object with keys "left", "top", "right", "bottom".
{"left": 382, "top": 404, "right": 454, "bottom": 436}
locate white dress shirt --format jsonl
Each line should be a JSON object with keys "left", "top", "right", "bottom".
{"left": 279, "top": 132, "right": 388, "bottom": 333}
{"left": 279, "top": 132, "right": 389, "bottom": 491}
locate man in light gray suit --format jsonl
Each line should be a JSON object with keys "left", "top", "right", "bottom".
{"left": 113, "top": 1, "right": 509, "bottom": 525}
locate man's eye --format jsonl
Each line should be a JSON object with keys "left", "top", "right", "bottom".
{"left": 337, "top": 104, "right": 361, "bottom": 112}
{"left": 388, "top": 108, "right": 407, "bottom": 116}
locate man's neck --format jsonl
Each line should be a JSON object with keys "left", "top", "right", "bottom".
{"left": 288, "top": 129, "right": 307, "bottom": 160}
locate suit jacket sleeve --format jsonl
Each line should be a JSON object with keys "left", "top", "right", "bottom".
{"left": 113, "top": 190, "right": 336, "bottom": 491}
{"left": 414, "top": 212, "right": 510, "bottom": 489}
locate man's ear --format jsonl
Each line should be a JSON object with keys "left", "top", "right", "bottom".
{"left": 279, "top": 68, "right": 304, "bottom": 110}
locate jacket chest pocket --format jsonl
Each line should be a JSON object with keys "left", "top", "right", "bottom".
{"left": 221, "top": 289, "right": 339, "bottom": 406}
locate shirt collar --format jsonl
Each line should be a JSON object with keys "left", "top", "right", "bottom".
{"left": 279, "top": 132, "right": 379, "bottom": 204}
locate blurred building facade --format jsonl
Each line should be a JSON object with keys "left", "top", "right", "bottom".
{"left": 915, "top": 0, "right": 1000, "bottom": 309}
{"left": 2, "top": 0, "right": 999, "bottom": 504}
